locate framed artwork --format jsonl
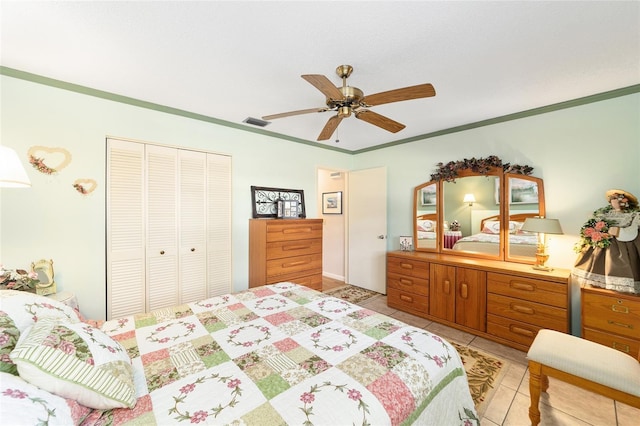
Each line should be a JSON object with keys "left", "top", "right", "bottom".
{"left": 495, "top": 177, "right": 539, "bottom": 204}
{"left": 322, "top": 191, "right": 342, "bottom": 214}
{"left": 509, "top": 178, "right": 539, "bottom": 204}
{"left": 421, "top": 184, "right": 437, "bottom": 206}
{"left": 399, "top": 236, "right": 413, "bottom": 251}
{"left": 251, "top": 186, "right": 306, "bottom": 218}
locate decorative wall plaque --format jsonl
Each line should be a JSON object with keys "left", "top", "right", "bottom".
{"left": 251, "top": 186, "right": 306, "bottom": 218}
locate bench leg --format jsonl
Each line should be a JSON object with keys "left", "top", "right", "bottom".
{"left": 528, "top": 360, "right": 544, "bottom": 426}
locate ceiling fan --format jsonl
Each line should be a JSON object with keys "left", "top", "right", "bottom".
{"left": 262, "top": 65, "right": 436, "bottom": 141}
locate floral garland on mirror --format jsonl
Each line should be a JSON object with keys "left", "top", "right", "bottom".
{"left": 430, "top": 155, "right": 534, "bottom": 182}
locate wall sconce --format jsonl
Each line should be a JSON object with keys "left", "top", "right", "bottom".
{"left": 463, "top": 193, "right": 476, "bottom": 206}
{"left": 520, "top": 217, "right": 563, "bottom": 271}
{"left": 0, "top": 146, "right": 31, "bottom": 188}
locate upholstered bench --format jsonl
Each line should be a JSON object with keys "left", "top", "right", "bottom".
{"left": 527, "top": 329, "right": 640, "bottom": 425}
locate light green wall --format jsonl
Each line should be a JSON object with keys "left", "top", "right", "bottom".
{"left": 2, "top": 73, "right": 639, "bottom": 330}
{"left": 0, "top": 75, "right": 352, "bottom": 319}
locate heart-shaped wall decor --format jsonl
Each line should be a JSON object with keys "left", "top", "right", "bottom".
{"left": 73, "top": 179, "right": 98, "bottom": 195}
{"left": 27, "top": 146, "right": 72, "bottom": 174}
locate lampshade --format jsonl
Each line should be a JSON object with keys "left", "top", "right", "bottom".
{"left": 521, "top": 217, "right": 563, "bottom": 234}
{"left": 0, "top": 146, "right": 31, "bottom": 188}
{"left": 463, "top": 193, "right": 476, "bottom": 205}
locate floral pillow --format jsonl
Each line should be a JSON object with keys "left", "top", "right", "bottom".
{"left": 0, "top": 290, "right": 80, "bottom": 375}
{"left": 482, "top": 220, "right": 524, "bottom": 234}
{"left": 0, "top": 371, "right": 93, "bottom": 425}
{"left": 417, "top": 219, "right": 435, "bottom": 232}
{"left": 10, "top": 317, "right": 136, "bottom": 409}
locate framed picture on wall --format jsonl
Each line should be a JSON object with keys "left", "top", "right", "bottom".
{"left": 322, "top": 191, "right": 342, "bottom": 214}
{"left": 421, "top": 184, "right": 437, "bottom": 206}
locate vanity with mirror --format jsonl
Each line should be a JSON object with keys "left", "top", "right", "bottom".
{"left": 388, "top": 157, "right": 571, "bottom": 351}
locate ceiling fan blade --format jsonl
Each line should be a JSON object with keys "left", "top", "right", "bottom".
{"left": 262, "top": 107, "right": 328, "bottom": 121}
{"left": 317, "top": 115, "right": 343, "bottom": 140}
{"left": 355, "top": 110, "right": 406, "bottom": 133}
{"left": 301, "top": 74, "right": 344, "bottom": 100}
{"left": 363, "top": 83, "right": 436, "bottom": 106}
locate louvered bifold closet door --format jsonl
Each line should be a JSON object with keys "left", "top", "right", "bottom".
{"left": 146, "top": 145, "right": 179, "bottom": 311}
{"left": 207, "top": 153, "right": 232, "bottom": 297}
{"left": 107, "top": 140, "right": 146, "bottom": 319}
{"left": 179, "top": 150, "right": 208, "bottom": 303}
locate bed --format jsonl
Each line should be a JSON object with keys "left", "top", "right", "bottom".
{"left": 416, "top": 213, "right": 438, "bottom": 249}
{"left": 451, "top": 213, "right": 538, "bottom": 256}
{"left": 0, "top": 284, "right": 478, "bottom": 425}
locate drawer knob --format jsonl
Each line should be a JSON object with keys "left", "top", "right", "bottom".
{"left": 460, "top": 283, "right": 468, "bottom": 299}
{"left": 510, "top": 281, "right": 535, "bottom": 292}
{"left": 400, "top": 294, "right": 414, "bottom": 303}
{"left": 510, "top": 325, "right": 534, "bottom": 337}
{"left": 399, "top": 278, "right": 414, "bottom": 286}
{"left": 607, "top": 320, "right": 633, "bottom": 329}
{"left": 612, "top": 342, "right": 630, "bottom": 353}
{"left": 400, "top": 263, "right": 414, "bottom": 270}
{"left": 611, "top": 304, "right": 629, "bottom": 314}
{"left": 511, "top": 304, "right": 535, "bottom": 315}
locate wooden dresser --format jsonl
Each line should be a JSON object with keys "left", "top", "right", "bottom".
{"left": 249, "top": 219, "right": 323, "bottom": 290}
{"left": 581, "top": 285, "right": 640, "bottom": 358}
{"left": 387, "top": 251, "right": 571, "bottom": 351}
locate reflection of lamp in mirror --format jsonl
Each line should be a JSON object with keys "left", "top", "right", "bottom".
{"left": 520, "top": 218, "right": 563, "bottom": 271}
{"left": 0, "top": 146, "right": 31, "bottom": 188}
{"left": 463, "top": 193, "right": 476, "bottom": 206}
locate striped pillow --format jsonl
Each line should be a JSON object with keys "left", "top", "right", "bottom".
{"left": 9, "top": 317, "right": 135, "bottom": 409}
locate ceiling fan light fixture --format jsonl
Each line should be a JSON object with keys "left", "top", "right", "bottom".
{"left": 337, "top": 106, "right": 351, "bottom": 118}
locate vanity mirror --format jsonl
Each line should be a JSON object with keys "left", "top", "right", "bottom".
{"left": 413, "top": 157, "right": 545, "bottom": 263}
{"left": 31, "top": 258, "right": 56, "bottom": 296}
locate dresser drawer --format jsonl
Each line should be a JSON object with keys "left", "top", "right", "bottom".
{"left": 266, "top": 238, "right": 322, "bottom": 260}
{"left": 583, "top": 327, "right": 640, "bottom": 358}
{"left": 487, "top": 314, "right": 544, "bottom": 348}
{"left": 387, "top": 272, "right": 429, "bottom": 297}
{"left": 387, "top": 256, "right": 429, "bottom": 280}
{"left": 582, "top": 291, "right": 640, "bottom": 340}
{"left": 266, "top": 222, "right": 323, "bottom": 242}
{"left": 266, "top": 253, "right": 322, "bottom": 278}
{"left": 387, "top": 287, "right": 428, "bottom": 316}
{"left": 487, "top": 273, "right": 567, "bottom": 308}
{"left": 487, "top": 293, "right": 567, "bottom": 331}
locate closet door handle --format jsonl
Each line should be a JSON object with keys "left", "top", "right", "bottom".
{"left": 460, "top": 283, "right": 468, "bottom": 299}
{"left": 160, "top": 250, "right": 165, "bottom": 255}
{"left": 444, "top": 280, "right": 451, "bottom": 295}
{"left": 191, "top": 248, "right": 196, "bottom": 252}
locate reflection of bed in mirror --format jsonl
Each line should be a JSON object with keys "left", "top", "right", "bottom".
{"left": 451, "top": 212, "right": 539, "bottom": 256}
{"left": 416, "top": 213, "right": 437, "bottom": 249}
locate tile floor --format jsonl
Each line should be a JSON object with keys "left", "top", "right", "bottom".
{"left": 322, "top": 279, "right": 640, "bottom": 425}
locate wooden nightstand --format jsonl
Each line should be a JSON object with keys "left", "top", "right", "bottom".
{"left": 581, "top": 285, "right": 640, "bottom": 358}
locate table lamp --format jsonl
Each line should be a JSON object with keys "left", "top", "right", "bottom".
{"left": 520, "top": 217, "right": 563, "bottom": 271}
{"left": 0, "top": 146, "right": 31, "bottom": 188}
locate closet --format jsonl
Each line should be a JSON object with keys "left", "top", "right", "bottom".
{"left": 106, "top": 138, "right": 231, "bottom": 319}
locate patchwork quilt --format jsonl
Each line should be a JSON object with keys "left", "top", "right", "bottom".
{"left": 2, "top": 283, "right": 478, "bottom": 425}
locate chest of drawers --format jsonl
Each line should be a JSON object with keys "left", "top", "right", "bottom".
{"left": 387, "top": 251, "right": 571, "bottom": 351}
{"left": 249, "top": 219, "right": 323, "bottom": 290}
{"left": 581, "top": 286, "right": 640, "bottom": 358}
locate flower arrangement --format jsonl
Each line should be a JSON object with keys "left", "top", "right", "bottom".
{"left": 449, "top": 220, "right": 460, "bottom": 231}
{"left": 29, "top": 155, "right": 57, "bottom": 175}
{"left": 430, "top": 155, "right": 533, "bottom": 182}
{"left": 0, "top": 265, "right": 40, "bottom": 291}
{"left": 574, "top": 218, "right": 614, "bottom": 252}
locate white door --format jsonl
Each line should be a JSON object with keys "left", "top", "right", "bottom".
{"left": 347, "top": 166, "right": 387, "bottom": 293}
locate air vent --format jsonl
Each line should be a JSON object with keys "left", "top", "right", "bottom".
{"left": 243, "top": 117, "right": 270, "bottom": 127}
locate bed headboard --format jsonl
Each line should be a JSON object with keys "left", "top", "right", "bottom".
{"left": 417, "top": 213, "right": 437, "bottom": 221}
{"left": 479, "top": 212, "right": 539, "bottom": 231}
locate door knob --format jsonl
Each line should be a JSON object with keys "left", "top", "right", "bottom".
{"left": 378, "top": 235, "right": 386, "bottom": 239}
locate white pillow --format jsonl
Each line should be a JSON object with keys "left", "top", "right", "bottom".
{"left": 10, "top": 317, "right": 136, "bottom": 409}
{"left": 0, "top": 371, "right": 88, "bottom": 425}
{"left": 417, "top": 219, "right": 435, "bottom": 232}
{"left": 0, "top": 290, "right": 80, "bottom": 375}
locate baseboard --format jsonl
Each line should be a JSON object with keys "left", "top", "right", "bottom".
{"left": 322, "top": 272, "right": 345, "bottom": 281}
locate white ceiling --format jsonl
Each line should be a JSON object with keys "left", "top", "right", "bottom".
{"left": 2, "top": 1, "right": 639, "bottom": 152}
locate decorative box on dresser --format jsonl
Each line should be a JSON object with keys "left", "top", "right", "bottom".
{"left": 581, "top": 285, "right": 640, "bottom": 358}
{"left": 249, "top": 219, "right": 323, "bottom": 291}
{"left": 387, "top": 251, "right": 571, "bottom": 351}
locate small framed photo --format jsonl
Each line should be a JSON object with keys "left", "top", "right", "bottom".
{"left": 277, "top": 199, "right": 300, "bottom": 219}
{"left": 322, "top": 191, "right": 342, "bottom": 214}
{"left": 399, "top": 236, "right": 413, "bottom": 251}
